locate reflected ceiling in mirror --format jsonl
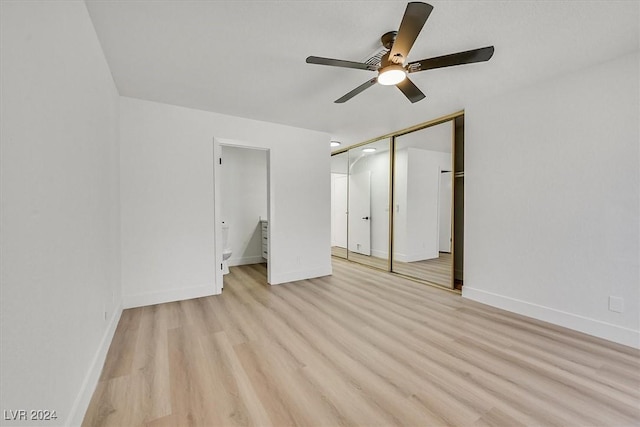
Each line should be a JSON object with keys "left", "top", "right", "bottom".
{"left": 396, "top": 121, "right": 452, "bottom": 153}
{"left": 330, "top": 151, "right": 349, "bottom": 174}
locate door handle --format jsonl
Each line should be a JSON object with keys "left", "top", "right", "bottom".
{"left": 362, "top": 216, "right": 369, "bottom": 220}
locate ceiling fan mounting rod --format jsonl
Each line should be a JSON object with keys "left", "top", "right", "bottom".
{"left": 381, "top": 31, "right": 406, "bottom": 65}
{"left": 380, "top": 31, "right": 405, "bottom": 67}
{"left": 381, "top": 31, "right": 397, "bottom": 50}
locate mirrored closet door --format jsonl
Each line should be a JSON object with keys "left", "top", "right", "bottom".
{"left": 392, "top": 121, "right": 454, "bottom": 289}
{"left": 347, "top": 139, "right": 390, "bottom": 270}
{"left": 330, "top": 112, "right": 464, "bottom": 290}
{"left": 330, "top": 151, "right": 349, "bottom": 259}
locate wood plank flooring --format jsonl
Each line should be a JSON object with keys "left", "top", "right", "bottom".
{"left": 332, "top": 246, "right": 453, "bottom": 288}
{"left": 392, "top": 253, "right": 453, "bottom": 288}
{"left": 83, "top": 259, "right": 640, "bottom": 427}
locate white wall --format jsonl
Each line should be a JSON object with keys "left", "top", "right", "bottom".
{"left": 1, "top": 2, "right": 121, "bottom": 425}
{"left": 393, "top": 149, "right": 409, "bottom": 259}
{"left": 221, "top": 145, "right": 267, "bottom": 266}
{"left": 331, "top": 173, "right": 348, "bottom": 248}
{"left": 407, "top": 149, "right": 451, "bottom": 261}
{"left": 119, "top": 97, "right": 331, "bottom": 306}
{"left": 394, "top": 148, "right": 451, "bottom": 262}
{"left": 464, "top": 51, "right": 640, "bottom": 348}
{"left": 406, "top": 154, "right": 439, "bottom": 261}
{"left": 439, "top": 171, "right": 453, "bottom": 253}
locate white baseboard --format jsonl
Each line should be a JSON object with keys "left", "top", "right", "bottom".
{"left": 394, "top": 252, "right": 439, "bottom": 263}
{"left": 462, "top": 287, "right": 640, "bottom": 349}
{"left": 370, "top": 249, "right": 388, "bottom": 259}
{"left": 67, "top": 303, "right": 123, "bottom": 426}
{"left": 123, "top": 283, "right": 217, "bottom": 309}
{"left": 270, "top": 265, "right": 332, "bottom": 285}
{"left": 228, "top": 256, "right": 264, "bottom": 267}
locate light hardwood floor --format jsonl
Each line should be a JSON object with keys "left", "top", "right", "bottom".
{"left": 83, "top": 259, "right": 640, "bottom": 426}
{"left": 332, "top": 246, "right": 453, "bottom": 288}
{"left": 392, "top": 253, "right": 453, "bottom": 288}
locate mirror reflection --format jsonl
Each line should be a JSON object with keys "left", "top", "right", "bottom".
{"left": 393, "top": 121, "right": 453, "bottom": 288}
{"left": 347, "top": 139, "right": 390, "bottom": 270}
{"left": 330, "top": 152, "right": 348, "bottom": 259}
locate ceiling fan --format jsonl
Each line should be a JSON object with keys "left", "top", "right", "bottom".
{"left": 306, "top": 2, "right": 494, "bottom": 104}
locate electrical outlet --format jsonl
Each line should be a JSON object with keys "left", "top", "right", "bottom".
{"left": 608, "top": 296, "right": 624, "bottom": 313}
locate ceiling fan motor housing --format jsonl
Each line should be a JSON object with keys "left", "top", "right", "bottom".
{"left": 380, "top": 52, "right": 392, "bottom": 68}
{"left": 381, "top": 31, "right": 398, "bottom": 50}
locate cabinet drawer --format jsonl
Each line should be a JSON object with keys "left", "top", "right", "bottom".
{"left": 260, "top": 220, "right": 268, "bottom": 261}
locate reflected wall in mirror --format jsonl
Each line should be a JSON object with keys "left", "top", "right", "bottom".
{"left": 347, "top": 139, "right": 390, "bottom": 270}
{"left": 330, "top": 152, "right": 348, "bottom": 259}
{"left": 393, "top": 121, "right": 454, "bottom": 288}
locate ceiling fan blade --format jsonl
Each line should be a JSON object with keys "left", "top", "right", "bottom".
{"left": 306, "top": 56, "right": 377, "bottom": 71}
{"left": 408, "top": 46, "right": 495, "bottom": 72}
{"left": 396, "top": 77, "right": 425, "bottom": 103}
{"left": 389, "top": 2, "right": 433, "bottom": 64}
{"left": 335, "top": 78, "right": 378, "bottom": 103}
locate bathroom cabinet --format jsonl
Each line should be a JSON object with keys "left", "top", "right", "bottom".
{"left": 261, "top": 220, "right": 268, "bottom": 261}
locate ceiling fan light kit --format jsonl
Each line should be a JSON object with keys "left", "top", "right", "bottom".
{"left": 306, "top": 1, "right": 494, "bottom": 104}
{"left": 377, "top": 64, "right": 407, "bottom": 86}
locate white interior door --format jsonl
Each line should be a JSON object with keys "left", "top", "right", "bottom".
{"left": 332, "top": 174, "right": 348, "bottom": 248}
{"left": 348, "top": 171, "right": 371, "bottom": 255}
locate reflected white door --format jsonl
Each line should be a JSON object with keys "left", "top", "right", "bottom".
{"left": 332, "top": 174, "right": 348, "bottom": 248}
{"left": 348, "top": 171, "right": 371, "bottom": 255}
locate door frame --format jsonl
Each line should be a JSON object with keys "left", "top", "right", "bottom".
{"left": 213, "top": 137, "right": 271, "bottom": 293}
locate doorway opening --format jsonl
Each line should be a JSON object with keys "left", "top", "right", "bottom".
{"left": 214, "top": 140, "right": 270, "bottom": 292}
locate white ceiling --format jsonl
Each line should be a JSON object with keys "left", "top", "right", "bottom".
{"left": 85, "top": 1, "right": 639, "bottom": 150}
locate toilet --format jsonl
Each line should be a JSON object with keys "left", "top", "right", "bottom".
{"left": 221, "top": 223, "right": 232, "bottom": 274}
